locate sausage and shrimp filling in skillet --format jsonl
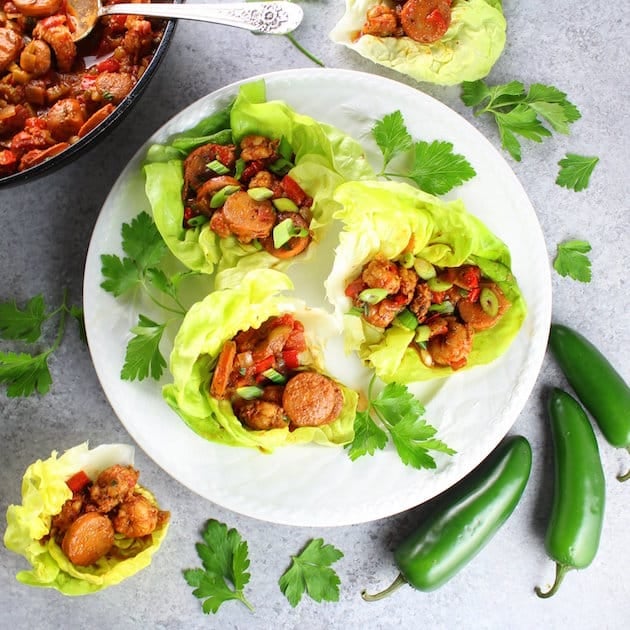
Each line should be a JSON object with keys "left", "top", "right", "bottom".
{"left": 360, "top": 0, "right": 453, "bottom": 43}
{"left": 182, "top": 134, "right": 314, "bottom": 259}
{"left": 210, "top": 314, "right": 344, "bottom": 430}
{"left": 345, "top": 254, "right": 511, "bottom": 370}
{"left": 46, "top": 465, "right": 169, "bottom": 567}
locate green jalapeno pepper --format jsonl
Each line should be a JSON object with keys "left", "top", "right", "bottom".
{"left": 362, "top": 436, "right": 532, "bottom": 600}
{"left": 535, "top": 388, "right": 606, "bottom": 598}
{"left": 549, "top": 323, "right": 630, "bottom": 481}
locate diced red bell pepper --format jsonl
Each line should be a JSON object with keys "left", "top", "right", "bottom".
{"left": 282, "top": 349, "right": 301, "bottom": 370}
{"left": 426, "top": 8, "right": 448, "bottom": 31}
{"left": 66, "top": 470, "right": 91, "bottom": 493}
{"left": 253, "top": 354, "right": 275, "bottom": 374}
{"left": 281, "top": 175, "right": 308, "bottom": 207}
{"left": 241, "top": 159, "right": 265, "bottom": 183}
{"left": 345, "top": 278, "right": 365, "bottom": 299}
{"left": 284, "top": 329, "right": 306, "bottom": 353}
{"left": 96, "top": 57, "right": 120, "bottom": 73}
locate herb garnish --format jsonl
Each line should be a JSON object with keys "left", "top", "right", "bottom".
{"left": 184, "top": 519, "right": 254, "bottom": 614}
{"left": 100, "top": 211, "right": 201, "bottom": 381}
{"left": 0, "top": 290, "right": 84, "bottom": 397}
{"left": 279, "top": 538, "right": 344, "bottom": 607}
{"left": 461, "top": 80, "right": 582, "bottom": 161}
{"left": 553, "top": 240, "right": 592, "bottom": 283}
{"left": 556, "top": 154, "right": 599, "bottom": 192}
{"left": 372, "top": 110, "right": 476, "bottom": 195}
{"left": 346, "top": 375, "right": 455, "bottom": 469}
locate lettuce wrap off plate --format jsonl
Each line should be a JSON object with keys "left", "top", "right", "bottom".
{"left": 325, "top": 180, "right": 526, "bottom": 383}
{"left": 330, "top": 0, "right": 506, "bottom": 86}
{"left": 163, "top": 269, "right": 358, "bottom": 452}
{"left": 143, "top": 80, "right": 374, "bottom": 287}
{"left": 4, "top": 443, "right": 169, "bottom": 596}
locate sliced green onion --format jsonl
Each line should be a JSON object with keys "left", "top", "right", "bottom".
{"left": 234, "top": 157, "right": 246, "bottom": 180}
{"left": 427, "top": 276, "right": 453, "bottom": 292}
{"left": 428, "top": 301, "right": 455, "bottom": 314}
{"left": 347, "top": 306, "right": 365, "bottom": 317}
{"left": 414, "top": 258, "right": 436, "bottom": 280}
{"left": 269, "top": 157, "right": 294, "bottom": 176}
{"left": 398, "top": 252, "right": 415, "bottom": 268}
{"left": 262, "top": 368, "right": 286, "bottom": 384}
{"left": 206, "top": 159, "right": 230, "bottom": 175}
{"left": 210, "top": 185, "right": 241, "bottom": 209}
{"left": 247, "top": 186, "right": 274, "bottom": 201}
{"left": 480, "top": 287, "right": 500, "bottom": 317}
{"left": 272, "top": 197, "right": 299, "bottom": 212}
{"left": 358, "top": 288, "right": 389, "bottom": 304}
{"left": 414, "top": 325, "right": 431, "bottom": 343}
{"left": 394, "top": 308, "right": 418, "bottom": 330}
{"left": 273, "top": 218, "right": 308, "bottom": 249}
{"left": 235, "top": 385, "right": 263, "bottom": 400}
{"left": 186, "top": 215, "right": 209, "bottom": 227}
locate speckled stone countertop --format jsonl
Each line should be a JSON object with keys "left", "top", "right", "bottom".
{"left": 1, "top": 1, "right": 629, "bottom": 628}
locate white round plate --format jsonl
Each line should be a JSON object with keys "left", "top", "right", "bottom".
{"left": 83, "top": 68, "right": 551, "bottom": 527}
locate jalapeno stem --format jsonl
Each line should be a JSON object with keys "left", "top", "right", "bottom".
{"left": 361, "top": 573, "right": 407, "bottom": 601}
{"left": 617, "top": 447, "right": 630, "bottom": 482}
{"left": 535, "top": 562, "right": 571, "bottom": 599}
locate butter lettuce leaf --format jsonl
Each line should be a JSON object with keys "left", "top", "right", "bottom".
{"left": 163, "top": 269, "right": 357, "bottom": 452}
{"left": 144, "top": 80, "right": 374, "bottom": 285}
{"left": 3, "top": 443, "right": 169, "bottom": 595}
{"left": 330, "top": 0, "right": 507, "bottom": 86}
{"left": 324, "top": 180, "right": 526, "bottom": 383}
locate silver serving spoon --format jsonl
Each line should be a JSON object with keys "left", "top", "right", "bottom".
{"left": 68, "top": 1, "right": 304, "bottom": 42}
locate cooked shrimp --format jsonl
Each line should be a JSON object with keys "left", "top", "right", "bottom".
{"left": 61, "top": 512, "right": 115, "bottom": 566}
{"left": 409, "top": 281, "right": 433, "bottom": 322}
{"left": 19, "top": 39, "right": 52, "bottom": 76}
{"left": 0, "top": 27, "right": 23, "bottom": 72}
{"left": 364, "top": 297, "right": 404, "bottom": 329}
{"left": 32, "top": 15, "right": 76, "bottom": 73}
{"left": 458, "top": 282, "right": 510, "bottom": 331}
{"left": 397, "top": 266, "right": 419, "bottom": 304}
{"left": 400, "top": 0, "right": 452, "bottom": 44}
{"left": 282, "top": 372, "right": 343, "bottom": 427}
{"left": 89, "top": 464, "right": 138, "bottom": 512}
{"left": 51, "top": 494, "right": 85, "bottom": 536}
{"left": 361, "top": 5, "right": 402, "bottom": 38}
{"left": 46, "top": 98, "right": 86, "bottom": 142}
{"left": 426, "top": 317, "right": 473, "bottom": 370}
{"left": 112, "top": 494, "right": 159, "bottom": 538}
{"left": 362, "top": 255, "right": 401, "bottom": 294}
{"left": 239, "top": 135, "right": 279, "bottom": 162}
{"left": 236, "top": 399, "right": 287, "bottom": 430}
{"left": 221, "top": 190, "right": 276, "bottom": 243}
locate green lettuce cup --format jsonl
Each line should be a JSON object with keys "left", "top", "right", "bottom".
{"left": 4, "top": 443, "right": 169, "bottom": 596}
{"left": 163, "top": 269, "right": 358, "bottom": 452}
{"left": 329, "top": 0, "right": 507, "bottom": 86}
{"left": 324, "top": 180, "right": 526, "bottom": 383}
{"left": 143, "top": 80, "right": 374, "bottom": 286}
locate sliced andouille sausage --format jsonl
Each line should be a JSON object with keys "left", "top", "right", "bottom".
{"left": 400, "top": 0, "right": 452, "bottom": 44}
{"left": 282, "top": 372, "right": 344, "bottom": 427}
{"left": 210, "top": 340, "right": 237, "bottom": 399}
{"left": 46, "top": 98, "right": 86, "bottom": 141}
{"left": 221, "top": 191, "right": 276, "bottom": 243}
{"left": 261, "top": 212, "right": 311, "bottom": 259}
{"left": 13, "top": 0, "right": 63, "bottom": 17}
{"left": 0, "top": 27, "right": 23, "bottom": 73}
{"left": 61, "top": 512, "right": 115, "bottom": 566}
{"left": 78, "top": 103, "right": 115, "bottom": 138}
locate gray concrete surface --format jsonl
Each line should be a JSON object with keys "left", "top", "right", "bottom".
{"left": 1, "top": 1, "right": 629, "bottom": 628}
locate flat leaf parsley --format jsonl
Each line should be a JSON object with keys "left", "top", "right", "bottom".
{"left": 279, "top": 538, "right": 344, "bottom": 607}
{"left": 461, "top": 80, "right": 582, "bottom": 161}
{"left": 556, "top": 153, "right": 599, "bottom": 192}
{"left": 553, "top": 240, "right": 592, "bottom": 283}
{"left": 346, "top": 375, "right": 455, "bottom": 469}
{"left": 0, "top": 290, "right": 84, "bottom": 397}
{"left": 372, "top": 110, "right": 476, "bottom": 195}
{"left": 184, "top": 519, "right": 254, "bottom": 614}
{"left": 100, "top": 211, "right": 202, "bottom": 381}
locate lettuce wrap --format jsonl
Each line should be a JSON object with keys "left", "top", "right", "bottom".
{"left": 144, "top": 80, "right": 374, "bottom": 287}
{"left": 163, "top": 269, "right": 358, "bottom": 452}
{"left": 330, "top": 0, "right": 506, "bottom": 86}
{"left": 325, "top": 180, "right": 526, "bottom": 383}
{"left": 4, "top": 443, "right": 169, "bottom": 596}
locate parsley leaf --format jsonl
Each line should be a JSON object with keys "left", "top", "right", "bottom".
{"left": 462, "top": 80, "right": 581, "bottom": 161}
{"left": 100, "top": 254, "right": 141, "bottom": 296}
{"left": 372, "top": 110, "right": 476, "bottom": 195}
{"left": 121, "top": 211, "right": 167, "bottom": 269}
{"left": 120, "top": 315, "right": 167, "bottom": 381}
{"left": 0, "top": 294, "right": 46, "bottom": 343}
{"left": 279, "top": 538, "right": 343, "bottom": 607}
{"left": 184, "top": 519, "right": 254, "bottom": 614}
{"left": 0, "top": 350, "right": 52, "bottom": 397}
{"left": 346, "top": 376, "right": 455, "bottom": 468}
{"left": 553, "top": 240, "right": 592, "bottom": 283}
{"left": 556, "top": 154, "right": 599, "bottom": 191}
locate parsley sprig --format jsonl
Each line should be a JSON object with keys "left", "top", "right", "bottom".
{"left": 0, "top": 290, "right": 84, "bottom": 397}
{"left": 556, "top": 153, "right": 599, "bottom": 192}
{"left": 279, "top": 538, "right": 343, "bottom": 607}
{"left": 100, "top": 211, "right": 201, "bottom": 381}
{"left": 553, "top": 239, "right": 592, "bottom": 283}
{"left": 346, "top": 375, "right": 455, "bottom": 469}
{"left": 184, "top": 519, "right": 254, "bottom": 614}
{"left": 372, "top": 111, "right": 476, "bottom": 196}
{"left": 461, "top": 80, "right": 582, "bottom": 161}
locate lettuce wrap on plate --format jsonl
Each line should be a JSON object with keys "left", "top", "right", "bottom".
{"left": 330, "top": 0, "right": 506, "bottom": 86}
{"left": 163, "top": 269, "right": 358, "bottom": 452}
{"left": 325, "top": 180, "right": 526, "bottom": 383}
{"left": 143, "top": 80, "right": 374, "bottom": 287}
{"left": 4, "top": 443, "right": 169, "bottom": 595}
